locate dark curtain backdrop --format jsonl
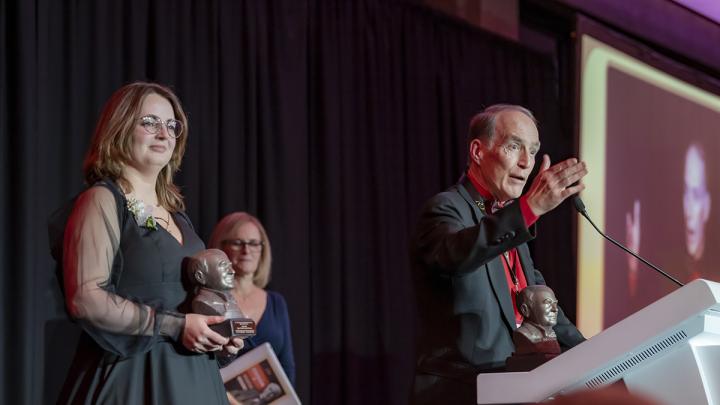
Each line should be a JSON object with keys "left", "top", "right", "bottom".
{"left": 0, "top": 0, "right": 576, "bottom": 404}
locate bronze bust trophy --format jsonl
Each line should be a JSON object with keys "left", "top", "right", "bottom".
{"left": 186, "top": 249, "right": 256, "bottom": 338}
{"left": 505, "top": 285, "right": 561, "bottom": 371}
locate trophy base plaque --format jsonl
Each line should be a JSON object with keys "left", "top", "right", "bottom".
{"left": 211, "top": 318, "right": 257, "bottom": 338}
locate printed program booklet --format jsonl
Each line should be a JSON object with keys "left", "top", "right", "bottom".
{"left": 220, "top": 342, "right": 300, "bottom": 405}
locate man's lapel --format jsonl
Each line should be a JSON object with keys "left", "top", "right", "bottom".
{"left": 516, "top": 244, "right": 536, "bottom": 285}
{"left": 457, "top": 174, "right": 484, "bottom": 223}
{"left": 489, "top": 257, "right": 517, "bottom": 329}
{"left": 458, "top": 175, "right": 517, "bottom": 330}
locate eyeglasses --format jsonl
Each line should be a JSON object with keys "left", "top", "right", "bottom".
{"left": 138, "top": 114, "right": 184, "bottom": 138}
{"left": 222, "top": 239, "right": 264, "bottom": 252}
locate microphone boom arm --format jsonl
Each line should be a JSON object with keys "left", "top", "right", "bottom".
{"left": 573, "top": 196, "right": 684, "bottom": 288}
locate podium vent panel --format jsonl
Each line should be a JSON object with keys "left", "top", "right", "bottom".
{"left": 584, "top": 330, "right": 688, "bottom": 388}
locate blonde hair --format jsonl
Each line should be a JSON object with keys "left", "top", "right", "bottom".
{"left": 208, "top": 212, "right": 273, "bottom": 288}
{"left": 83, "top": 82, "right": 188, "bottom": 212}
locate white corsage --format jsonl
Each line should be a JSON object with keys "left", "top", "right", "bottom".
{"left": 126, "top": 196, "right": 158, "bottom": 231}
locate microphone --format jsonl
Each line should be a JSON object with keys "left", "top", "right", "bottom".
{"left": 572, "top": 195, "right": 684, "bottom": 287}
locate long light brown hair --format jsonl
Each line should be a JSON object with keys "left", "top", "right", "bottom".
{"left": 83, "top": 82, "right": 188, "bottom": 211}
{"left": 208, "top": 212, "right": 273, "bottom": 288}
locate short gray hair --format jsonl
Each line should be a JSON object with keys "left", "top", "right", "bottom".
{"left": 468, "top": 104, "right": 536, "bottom": 144}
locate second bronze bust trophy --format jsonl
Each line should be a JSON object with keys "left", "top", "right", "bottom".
{"left": 505, "top": 285, "right": 562, "bottom": 371}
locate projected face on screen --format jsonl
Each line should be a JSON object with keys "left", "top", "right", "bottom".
{"left": 683, "top": 143, "right": 711, "bottom": 261}
{"left": 578, "top": 35, "right": 720, "bottom": 336}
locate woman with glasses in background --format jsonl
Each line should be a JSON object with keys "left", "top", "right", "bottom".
{"left": 209, "top": 213, "right": 296, "bottom": 385}
{"left": 51, "top": 82, "right": 243, "bottom": 404}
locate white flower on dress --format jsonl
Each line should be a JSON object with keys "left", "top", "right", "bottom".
{"left": 126, "top": 196, "right": 158, "bottom": 231}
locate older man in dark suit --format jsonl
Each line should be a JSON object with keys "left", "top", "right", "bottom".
{"left": 410, "top": 104, "right": 587, "bottom": 404}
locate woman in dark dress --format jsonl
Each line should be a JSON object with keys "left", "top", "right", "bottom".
{"left": 209, "top": 213, "right": 296, "bottom": 384}
{"left": 55, "top": 82, "right": 243, "bottom": 404}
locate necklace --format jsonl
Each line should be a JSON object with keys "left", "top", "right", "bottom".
{"left": 154, "top": 210, "right": 171, "bottom": 228}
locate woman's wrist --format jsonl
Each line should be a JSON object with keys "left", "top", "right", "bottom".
{"left": 158, "top": 312, "right": 186, "bottom": 341}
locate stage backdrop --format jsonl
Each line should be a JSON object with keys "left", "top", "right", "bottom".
{"left": 0, "top": 0, "right": 572, "bottom": 404}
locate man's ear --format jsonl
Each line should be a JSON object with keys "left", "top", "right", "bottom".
{"left": 519, "top": 302, "right": 530, "bottom": 318}
{"left": 194, "top": 271, "right": 207, "bottom": 286}
{"left": 469, "top": 138, "right": 485, "bottom": 165}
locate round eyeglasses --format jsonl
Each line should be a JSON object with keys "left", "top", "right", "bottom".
{"left": 138, "top": 114, "right": 184, "bottom": 139}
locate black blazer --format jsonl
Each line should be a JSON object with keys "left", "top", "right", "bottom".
{"left": 411, "top": 175, "right": 584, "bottom": 379}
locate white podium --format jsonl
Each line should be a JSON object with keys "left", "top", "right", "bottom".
{"left": 476, "top": 279, "right": 720, "bottom": 404}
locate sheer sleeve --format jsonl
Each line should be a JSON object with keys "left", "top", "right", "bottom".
{"left": 62, "top": 185, "right": 185, "bottom": 356}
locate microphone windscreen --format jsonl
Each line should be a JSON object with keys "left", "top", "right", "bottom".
{"left": 572, "top": 195, "right": 586, "bottom": 214}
